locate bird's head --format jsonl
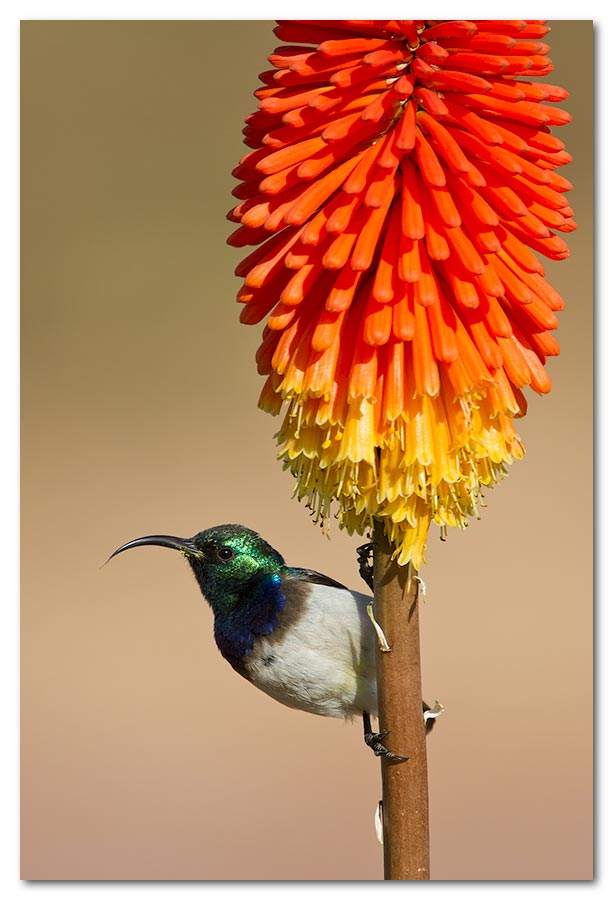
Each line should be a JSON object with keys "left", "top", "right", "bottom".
{"left": 109, "top": 524, "right": 285, "bottom": 614}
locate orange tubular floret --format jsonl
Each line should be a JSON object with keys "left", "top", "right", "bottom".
{"left": 399, "top": 230, "right": 421, "bottom": 283}
{"left": 271, "top": 317, "right": 301, "bottom": 376}
{"left": 365, "top": 163, "right": 399, "bottom": 209}
{"left": 361, "top": 89, "right": 403, "bottom": 124}
{"left": 238, "top": 228, "right": 303, "bottom": 284}
{"left": 400, "top": 160, "right": 425, "bottom": 240}
{"left": 348, "top": 333, "right": 379, "bottom": 402}
{"left": 350, "top": 179, "right": 396, "bottom": 271}
{"left": 513, "top": 336, "right": 552, "bottom": 393}
{"left": 414, "top": 243, "right": 439, "bottom": 306}
{"left": 423, "top": 208, "right": 450, "bottom": 261}
{"left": 392, "top": 74, "right": 416, "bottom": 98}
{"left": 343, "top": 137, "right": 386, "bottom": 195}
{"left": 312, "top": 305, "right": 347, "bottom": 353}
{"left": 299, "top": 209, "right": 331, "bottom": 247}
{"left": 525, "top": 273, "right": 565, "bottom": 311}
{"left": 413, "top": 87, "right": 449, "bottom": 117}
{"left": 391, "top": 281, "right": 415, "bottom": 341}
{"left": 497, "top": 229, "right": 544, "bottom": 274}
{"left": 383, "top": 338, "right": 405, "bottom": 422}
{"left": 415, "top": 41, "right": 450, "bottom": 63}
{"left": 363, "top": 293, "right": 393, "bottom": 346}
{"left": 373, "top": 201, "right": 402, "bottom": 302}
{"left": 255, "top": 136, "right": 328, "bottom": 175}
{"left": 476, "top": 262, "right": 504, "bottom": 298}
{"left": 267, "top": 302, "right": 297, "bottom": 332}
{"left": 443, "top": 261, "right": 480, "bottom": 309}
{"left": 426, "top": 286, "right": 459, "bottom": 363}
{"left": 413, "top": 129, "right": 446, "bottom": 187}
{"left": 416, "top": 111, "right": 472, "bottom": 174}
{"left": 425, "top": 183, "right": 462, "bottom": 229}
{"left": 330, "top": 60, "right": 400, "bottom": 90}
{"left": 318, "top": 37, "right": 392, "bottom": 57}
{"left": 511, "top": 174, "right": 573, "bottom": 211}
{"left": 423, "top": 68, "right": 492, "bottom": 94}
{"left": 444, "top": 226, "right": 485, "bottom": 275}
{"left": 446, "top": 174, "right": 499, "bottom": 227}
{"left": 481, "top": 293, "right": 513, "bottom": 338}
{"left": 325, "top": 193, "right": 361, "bottom": 235}
{"left": 421, "top": 21, "right": 478, "bottom": 40}
{"left": 256, "top": 328, "right": 281, "bottom": 375}
{"left": 440, "top": 98, "right": 503, "bottom": 144}
{"left": 498, "top": 335, "right": 533, "bottom": 387}
{"left": 303, "top": 335, "right": 344, "bottom": 399}
{"left": 323, "top": 229, "right": 360, "bottom": 270}
{"left": 288, "top": 53, "right": 364, "bottom": 82}
{"left": 297, "top": 130, "right": 374, "bottom": 180}
{"left": 412, "top": 301, "right": 440, "bottom": 397}
{"left": 456, "top": 304, "right": 503, "bottom": 371}
{"left": 285, "top": 153, "right": 366, "bottom": 226}
{"left": 489, "top": 254, "right": 537, "bottom": 304}
{"left": 394, "top": 102, "right": 417, "bottom": 152}
{"left": 326, "top": 266, "right": 364, "bottom": 312}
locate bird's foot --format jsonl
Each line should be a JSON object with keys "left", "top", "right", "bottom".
{"left": 364, "top": 729, "right": 408, "bottom": 762}
{"left": 423, "top": 700, "right": 445, "bottom": 734}
{"left": 357, "top": 542, "right": 374, "bottom": 591}
{"left": 363, "top": 713, "right": 408, "bottom": 762}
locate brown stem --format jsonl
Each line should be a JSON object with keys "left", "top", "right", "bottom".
{"left": 372, "top": 520, "right": 430, "bottom": 880}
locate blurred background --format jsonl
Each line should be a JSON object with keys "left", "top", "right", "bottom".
{"left": 21, "top": 20, "right": 592, "bottom": 881}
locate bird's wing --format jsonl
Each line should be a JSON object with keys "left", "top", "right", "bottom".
{"left": 283, "top": 566, "right": 351, "bottom": 592}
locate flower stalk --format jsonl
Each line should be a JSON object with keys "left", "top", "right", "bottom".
{"left": 373, "top": 520, "right": 429, "bottom": 879}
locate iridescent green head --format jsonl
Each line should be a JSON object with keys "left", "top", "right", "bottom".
{"left": 109, "top": 524, "right": 285, "bottom": 614}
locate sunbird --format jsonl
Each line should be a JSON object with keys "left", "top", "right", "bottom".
{"left": 110, "top": 524, "right": 440, "bottom": 759}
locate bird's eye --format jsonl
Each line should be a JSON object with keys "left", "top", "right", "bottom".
{"left": 217, "top": 546, "right": 234, "bottom": 562}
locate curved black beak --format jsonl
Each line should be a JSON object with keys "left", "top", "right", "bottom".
{"left": 107, "top": 534, "right": 202, "bottom": 563}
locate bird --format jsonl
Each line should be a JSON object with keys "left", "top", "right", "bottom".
{"left": 109, "top": 523, "right": 440, "bottom": 760}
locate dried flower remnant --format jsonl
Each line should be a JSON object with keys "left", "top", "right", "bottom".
{"left": 229, "top": 19, "right": 573, "bottom": 567}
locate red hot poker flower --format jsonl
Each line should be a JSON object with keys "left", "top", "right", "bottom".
{"left": 229, "top": 19, "right": 573, "bottom": 568}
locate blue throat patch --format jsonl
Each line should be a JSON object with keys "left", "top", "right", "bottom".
{"left": 213, "top": 573, "right": 286, "bottom": 667}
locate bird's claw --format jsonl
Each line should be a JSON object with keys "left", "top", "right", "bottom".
{"left": 424, "top": 700, "right": 445, "bottom": 725}
{"left": 357, "top": 542, "right": 374, "bottom": 591}
{"left": 364, "top": 728, "right": 409, "bottom": 762}
{"left": 423, "top": 699, "right": 444, "bottom": 734}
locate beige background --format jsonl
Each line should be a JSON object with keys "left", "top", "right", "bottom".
{"left": 21, "top": 21, "right": 593, "bottom": 881}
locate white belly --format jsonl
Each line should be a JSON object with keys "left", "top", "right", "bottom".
{"left": 242, "top": 584, "right": 377, "bottom": 719}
